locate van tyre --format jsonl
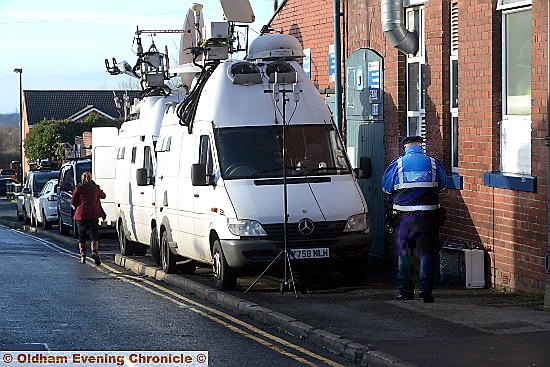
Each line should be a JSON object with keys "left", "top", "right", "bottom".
{"left": 212, "top": 240, "right": 236, "bottom": 290}
{"left": 42, "top": 210, "right": 51, "bottom": 229}
{"left": 160, "top": 230, "right": 177, "bottom": 273}
{"left": 24, "top": 210, "right": 30, "bottom": 225}
{"left": 150, "top": 227, "right": 161, "bottom": 265}
{"left": 17, "top": 207, "right": 23, "bottom": 221}
{"left": 118, "top": 225, "right": 135, "bottom": 256}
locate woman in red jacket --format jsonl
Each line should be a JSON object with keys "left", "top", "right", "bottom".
{"left": 71, "top": 172, "right": 106, "bottom": 265}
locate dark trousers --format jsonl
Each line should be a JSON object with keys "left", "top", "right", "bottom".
{"left": 394, "top": 213, "right": 439, "bottom": 295}
{"left": 77, "top": 220, "right": 99, "bottom": 244}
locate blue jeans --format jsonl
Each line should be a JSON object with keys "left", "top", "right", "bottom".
{"left": 394, "top": 214, "right": 438, "bottom": 295}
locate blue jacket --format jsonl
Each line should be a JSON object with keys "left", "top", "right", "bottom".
{"left": 382, "top": 145, "right": 446, "bottom": 211}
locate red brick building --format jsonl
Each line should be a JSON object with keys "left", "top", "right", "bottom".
{"left": 270, "top": 0, "right": 548, "bottom": 294}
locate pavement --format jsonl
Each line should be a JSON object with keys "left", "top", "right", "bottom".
{"left": 1, "top": 198, "right": 549, "bottom": 367}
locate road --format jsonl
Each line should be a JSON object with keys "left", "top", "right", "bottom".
{"left": 0, "top": 225, "right": 350, "bottom": 367}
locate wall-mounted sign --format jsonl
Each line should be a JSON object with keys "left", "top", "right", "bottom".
{"left": 303, "top": 48, "right": 311, "bottom": 78}
{"left": 368, "top": 60, "right": 381, "bottom": 104}
{"left": 328, "top": 44, "right": 335, "bottom": 82}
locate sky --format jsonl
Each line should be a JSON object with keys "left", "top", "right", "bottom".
{"left": 0, "top": 0, "right": 274, "bottom": 113}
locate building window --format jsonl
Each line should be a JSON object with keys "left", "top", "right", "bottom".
{"left": 406, "top": 6, "right": 426, "bottom": 141}
{"left": 450, "top": 1, "right": 459, "bottom": 172}
{"left": 500, "top": 5, "right": 531, "bottom": 175}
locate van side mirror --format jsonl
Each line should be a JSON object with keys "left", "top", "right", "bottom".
{"left": 136, "top": 168, "right": 148, "bottom": 186}
{"left": 354, "top": 156, "right": 372, "bottom": 179}
{"left": 22, "top": 187, "right": 30, "bottom": 194}
{"left": 191, "top": 163, "right": 208, "bottom": 186}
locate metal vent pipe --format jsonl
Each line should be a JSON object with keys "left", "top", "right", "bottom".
{"left": 381, "top": 0, "right": 418, "bottom": 55}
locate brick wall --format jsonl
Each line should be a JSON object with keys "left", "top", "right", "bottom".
{"left": 270, "top": 0, "right": 335, "bottom": 91}
{"left": 271, "top": 0, "right": 549, "bottom": 294}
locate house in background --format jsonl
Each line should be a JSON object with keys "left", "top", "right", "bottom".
{"left": 21, "top": 90, "right": 140, "bottom": 175}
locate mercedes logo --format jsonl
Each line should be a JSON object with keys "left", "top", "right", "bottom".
{"left": 298, "top": 218, "right": 314, "bottom": 236}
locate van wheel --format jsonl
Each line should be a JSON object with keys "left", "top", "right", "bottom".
{"left": 17, "top": 207, "right": 23, "bottom": 221}
{"left": 59, "top": 214, "right": 69, "bottom": 235}
{"left": 343, "top": 262, "right": 368, "bottom": 285}
{"left": 212, "top": 240, "right": 236, "bottom": 290}
{"left": 118, "top": 224, "right": 135, "bottom": 256}
{"left": 150, "top": 227, "right": 161, "bottom": 265}
{"left": 42, "top": 210, "right": 51, "bottom": 229}
{"left": 160, "top": 230, "right": 177, "bottom": 273}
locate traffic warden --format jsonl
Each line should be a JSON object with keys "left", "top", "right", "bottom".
{"left": 382, "top": 136, "right": 447, "bottom": 303}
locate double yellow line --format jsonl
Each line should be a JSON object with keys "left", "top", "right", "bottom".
{"left": 99, "top": 264, "right": 344, "bottom": 367}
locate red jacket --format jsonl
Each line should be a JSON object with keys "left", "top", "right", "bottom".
{"left": 71, "top": 182, "right": 106, "bottom": 221}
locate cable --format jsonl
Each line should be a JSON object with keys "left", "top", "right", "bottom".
{"left": 176, "top": 61, "right": 220, "bottom": 133}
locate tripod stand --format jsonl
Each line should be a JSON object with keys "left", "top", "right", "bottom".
{"left": 244, "top": 72, "right": 298, "bottom": 297}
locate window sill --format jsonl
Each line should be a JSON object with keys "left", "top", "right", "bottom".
{"left": 483, "top": 171, "right": 537, "bottom": 193}
{"left": 445, "top": 174, "right": 463, "bottom": 190}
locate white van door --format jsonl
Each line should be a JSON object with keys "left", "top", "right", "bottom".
{"left": 176, "top": 133, "right": 197, "bottom": 258}
{"left": 192, "top": 132, "right": 217, "bottom": 262}
{"left": 134, "top": 144, "right": 156, "bottom": 244}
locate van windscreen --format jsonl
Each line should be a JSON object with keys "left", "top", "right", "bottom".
{"left": 214, "top": 125, "right": 350, "bottom": 180}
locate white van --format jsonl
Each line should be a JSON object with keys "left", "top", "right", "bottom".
{"left": 145, "top": 34, "right": 372, "bottom": 290}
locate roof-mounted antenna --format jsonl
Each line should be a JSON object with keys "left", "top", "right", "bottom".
{"left": 189, "top": 3, "right": 204, "bottom": 47}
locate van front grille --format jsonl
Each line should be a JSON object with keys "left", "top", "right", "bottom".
{"left": 262, "top": 221, "right": 347, "bottom": 242}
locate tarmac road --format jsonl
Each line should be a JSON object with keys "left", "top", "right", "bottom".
{"left": 0, "top": 225, "right": 351, "bottom": 367}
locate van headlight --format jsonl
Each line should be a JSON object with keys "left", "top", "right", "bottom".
{"left": 227, "top": 219, "right": 267, "bottom": 237}
{"left": 343, "top": 213, "right": 369, "bottom": 233}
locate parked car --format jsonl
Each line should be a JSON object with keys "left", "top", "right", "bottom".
{"left": 23, "top": 170, "right": 60, "bottom": 226}
{"left": 57, "top": 159, "right": 92, "bottom": 237}
{"left": 35, "top": 178, "right": 59, "bottom": 229}
{"left": 0, "top": 178, "right": 19, "bottom": 196}
{"left": 0, "top": 168, "right": 17, "bottom": 180}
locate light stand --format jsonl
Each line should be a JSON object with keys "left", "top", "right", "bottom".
{"left": 245, "top": 71, "right": 298, "bottom": 297}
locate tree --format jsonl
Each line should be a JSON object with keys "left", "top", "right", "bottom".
{"left": 24, "top": 113, "right": 122, "bottom": 163}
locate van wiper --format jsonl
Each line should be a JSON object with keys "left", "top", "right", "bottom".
{"left": 249, "top": 166, "right": 304, "bottom": 178}
{"left": 305, "top": 166, "right": 350, "bottom": 175}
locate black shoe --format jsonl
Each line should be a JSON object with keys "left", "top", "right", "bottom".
{"left": 420, "top": 293, "right": 434, "bottom": 303}
{"left": 396, "top": 292, "right": 414, "bottom": 300}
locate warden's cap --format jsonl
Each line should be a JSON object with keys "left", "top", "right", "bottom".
{"left": 401, "top": 136, "right": 424, "bottom": 145}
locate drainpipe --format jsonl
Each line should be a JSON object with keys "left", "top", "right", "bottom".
{"left": 545, "top": 1, "right": 550, "bottom": 308}
{"left": 334, "top": 0, "right": 342, "bottom": 132}
{"left": 381, "top": 0, "right": 418, "bottom": 55}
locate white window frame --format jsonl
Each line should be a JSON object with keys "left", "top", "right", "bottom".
{"left": 405, "top": 6, "right": 426, "bottom": 140}
{"left": 496, "top": 0, "right": 532, "bottom": 11}
{"left": 500, "top": 5, "right": 532, "bottom": 175}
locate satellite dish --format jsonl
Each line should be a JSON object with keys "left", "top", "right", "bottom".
{"left": 219, "top": 0, "right": 255, "bottom": 23}
{"left": 179, "top": 7, "right": 204, "bottom": 89}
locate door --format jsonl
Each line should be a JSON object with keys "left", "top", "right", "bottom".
{"left": 192, "top": 132, "right": 217, "bottom": 262}
{"left": 59, "top": 166, "right": 74, "bottom": 226}
{"left": 134, "top": 144, "right": 155, "bottom": 244}
{"left": 345, "top": 48, "right": 385, "bottom": 258}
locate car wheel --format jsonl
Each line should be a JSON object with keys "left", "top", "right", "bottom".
{"left": 42, "top": 210, "right": 51, "bottom": 229}
{"left": 212, "top": 239, "right": 237, "bottom": 290}
{"left": 160, "top": 230, "right": 177, "bottom": 274}
{"left": 118, "top": 223, "right": 135, "bottom": 256}
{"left": 59, "top": 213, "right": 69, "bottom": 235}
{"left": 150, "top": 226, "right": 161, "bottom": 265}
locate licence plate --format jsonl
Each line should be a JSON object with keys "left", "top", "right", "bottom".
{"left": 289, "top": 248, "right": 329, "bottom": 260}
